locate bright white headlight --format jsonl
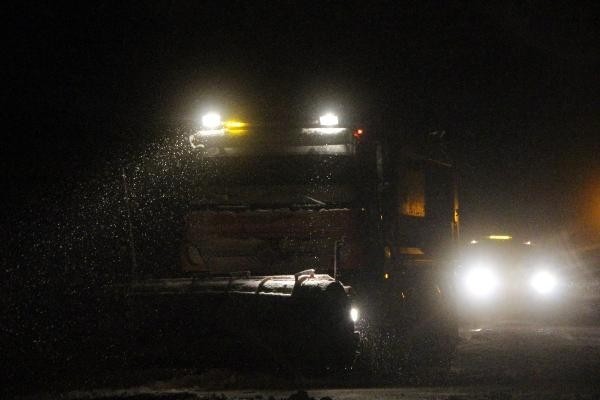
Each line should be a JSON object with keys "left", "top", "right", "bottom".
{"left": 350, "top": 307, "right": 359, "bottom": 322}
{"left": 464, "top": 266, "right": 499, "bottom": 299}
{"left": 530, "top": 270, "right": 557, "bottom": 294}
{"left": 201, "top": 112, "right": 222, "bottom": 129}
{"left": 319, "top": 113, "right": 339, "bottom": 126}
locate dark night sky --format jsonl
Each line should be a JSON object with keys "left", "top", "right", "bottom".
{"left": 4, "top": 1, "right": 600, "bottom": 239}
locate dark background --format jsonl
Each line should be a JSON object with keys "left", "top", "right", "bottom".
{"left": 4, "top": 1, "right": 599, "bottom": 242}
{"left": 2, "top": 2, "right": 599, "bottom": 391}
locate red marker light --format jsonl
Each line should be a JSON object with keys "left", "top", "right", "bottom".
{"left": 353, "top": 128, "right": 364, "bottom": 139}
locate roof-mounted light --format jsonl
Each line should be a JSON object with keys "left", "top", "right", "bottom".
{"left": 201, "top": 112, "right": 222, "bottom": 129}
{"left": 319, "top": 113, "right": 339, "bottom": 126}
{"left": 194, "top": 112, "right": 226, "bottom": 137}
{"left": 488, "top": 235, "right": 512, "bottom": 240}
{"left": 302, "top": 112, "right": 345, "bottom": 135}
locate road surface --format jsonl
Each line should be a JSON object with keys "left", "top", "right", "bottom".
{"left": 14, "top": 321, "right": 600, "bottom": 399}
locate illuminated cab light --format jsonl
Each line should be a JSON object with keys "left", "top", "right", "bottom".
{"left": 319, "top": 113, "right": 339, "bottom": 126}
{"left": 194, "top": 112, "right": 226, "bottom": 137}
{"left": 301, "top": 112, "right": 346, "bottom": 135}
{"left": 194, "top": 115, "right": 249, "bottom": 139}
{"left": 201, "top": 112, "right": 222, "bottom": 129}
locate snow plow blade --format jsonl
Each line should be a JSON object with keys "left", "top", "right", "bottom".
{"left": 120, "top": 270, "right": 357, "bottom": 372}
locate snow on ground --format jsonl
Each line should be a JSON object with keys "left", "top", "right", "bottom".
{"left": 26, "top": 386, "right": 600, "bottom": 400}
{"left": 15, "top": 321, "right": 600, "bottom": 400}
{"left": 454, "top": 321, "right": 600, "bottom": 384}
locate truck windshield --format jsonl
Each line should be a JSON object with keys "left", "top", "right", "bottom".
{"left": 189, "top": 155, "right": 361, "bottom": 207}
{"left": 195, "top": 155, "right": 357, "bottom": 185}
{"left": 464, "top": 239, "right": 539, "bottom": 267}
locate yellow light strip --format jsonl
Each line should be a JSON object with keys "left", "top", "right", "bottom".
{"left": 224, "top": 120, "right": 248, "bottom": 136}
{"left": 224, "top": 120, "right": 247, "bottom": 129}
{"left": 488, "top": 235, "right": 512, "bottom": 240}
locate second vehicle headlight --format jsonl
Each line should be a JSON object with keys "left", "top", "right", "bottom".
{"left": 464, "top": 266, "right": 499, "bottom": 299}
{"left": 530, "top": 270, "right": 558, "bottom": 294}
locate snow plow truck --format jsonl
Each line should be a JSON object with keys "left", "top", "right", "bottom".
{"left": 121, "top": 112, "right": 459, "bottom": 376}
